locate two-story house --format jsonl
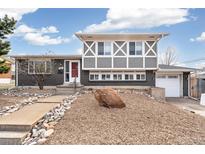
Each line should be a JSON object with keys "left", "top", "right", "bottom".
{"left": 13, "top": 33, "right": 193, "bottom": 97}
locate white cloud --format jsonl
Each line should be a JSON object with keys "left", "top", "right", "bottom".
{"left": 15, "top": 24, "right": 36, "bottom": 34}
{"left": 41, "top": 26, "right": 59, "bottom": 33}
{"left": 0, "top": 8, "right": 38, "bottom": 21}
{"left": 83, "top": 8, "right": 190, "bottom": 32}
{"left": 190, "top": 32, "right": 205, "bottom": 42}
{"left": 14, "top": 24, "right": 70, "bottom": 46}
{"left": 15, "top": 24, "right": 59, "bottom": 35}
{"left": 24, "top": 33, "right": 69, "bottom": 46}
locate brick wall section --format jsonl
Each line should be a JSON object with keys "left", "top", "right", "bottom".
{"left": 17, "top": 59, "right": 64, "bottom": 86}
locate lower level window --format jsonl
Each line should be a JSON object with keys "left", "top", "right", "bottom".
{"left": 113, "top": 74, "right": 122, "bottom": 80}
{"left": 136, "top": 73, "right": 146, "bottom": 80}
{"left": 89, "top": 72, "right": 146, "bottom": 81}
{"left": 89, "top": 74, "right": 99, "bottom": 81}
{"left": 125, "top": 74, "right": 134, "bottom": 80}
{"left": 102, "top": 74, "right": 111, "bottom": 80}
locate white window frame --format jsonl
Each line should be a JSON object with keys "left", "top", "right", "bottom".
{"left": 129, "top": 41, "right": 143, "bottom": 56}
{"left": 124, "top": 73, "right": 135, "bottom": 81}
{"left": 89, "top": 71, "right": 146, "bottom": 81}
{"left": 89, "top": 73, "right": 99, "bottom": 81}
{"left": 28, "top": 60, "right": 51, "bottom": 74}
{"left": 101, "top": 73, "right": 111, "bottom": 80}
{"left": 136, "top": 72, "right": 146, "bottom": 81}
{"left": 97, "top": 41, "right": 112, "bottom": 56}
{"left": 113, "top": 74, "right": 123, "bottom": 81}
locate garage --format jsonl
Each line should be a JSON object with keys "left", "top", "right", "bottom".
{"left": 156, "top": 74, "right": 180, "bottom": 97}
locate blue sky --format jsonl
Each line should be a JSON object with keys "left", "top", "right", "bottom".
{"left": 1, "top": 8, "right": 205, "bottom": 67}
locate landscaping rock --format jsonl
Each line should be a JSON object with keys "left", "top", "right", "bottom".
{"left": 44, "top": 129, "right": 54, "bottom": 138}
{"left": 32, "top": 129, "right": 38, "bottom": 137}
{"left": 37, "top": 138, "right": 47, "bottom": 144}
{"left": 93, "top": 88, "right": 126, "bottom": 108}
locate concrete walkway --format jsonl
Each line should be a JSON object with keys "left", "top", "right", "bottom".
{"left": 166, "top": 98, "right": 205, "bottom": 117}
{"left": 0, "top": 95, "right": 68, "bottom": 145}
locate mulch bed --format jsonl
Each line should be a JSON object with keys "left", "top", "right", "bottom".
{"left": 45, "top": 92, "right": 205, "bottom": 144}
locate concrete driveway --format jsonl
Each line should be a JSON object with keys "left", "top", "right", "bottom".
{"left": 166, "top": 97, "right": 205, "bottom": 118}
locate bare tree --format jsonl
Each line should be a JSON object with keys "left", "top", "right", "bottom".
{"left": 160, "top": 47, "right": 177, "bottom": 65}
{"left": 18, "top": 59, "right": 55, "bottom": 90}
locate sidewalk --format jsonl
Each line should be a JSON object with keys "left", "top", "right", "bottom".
{"left": 166, "top": 98, "right": 205, "bottom": 118}
{"left": 0, "top": 95, "right": 68, "bottom": 145}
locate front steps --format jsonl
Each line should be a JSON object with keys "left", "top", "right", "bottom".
{"left": 56, "top": 83, "right": 84, "bottom": 95}
{"left": 0, "top": 95, "right": 68, "bottom": 145}
{"left": 0, "top": 131, "right": 28, "bottom": 145}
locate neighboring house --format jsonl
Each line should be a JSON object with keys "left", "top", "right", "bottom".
{"left": 190, "top": 70, "right": 205, "bottom": 99}
{"left": 12, "top": 33, "right": 193, "bottom": 97}
{"left": 0, "top": 56, "right": 14, "bottom": 84}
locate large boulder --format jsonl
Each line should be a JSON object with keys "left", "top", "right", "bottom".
{"left": 93, "top": 88, "right": 126, "bottom": 108}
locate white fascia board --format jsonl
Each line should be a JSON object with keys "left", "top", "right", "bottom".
{"left": 158, "top": 69, "right": 192, "bottom": 72}
{"left": 82, "top": 68, "right": 158, "bottom": 71}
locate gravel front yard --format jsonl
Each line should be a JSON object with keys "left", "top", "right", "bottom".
{"left": 45, "top": 92, "right": 205, "bottom": 145}
{"left": 0, "top": 88, "right": 56, "bottom": 109}
{"left": 0, "top": 95, "right": 23, "bottom": 109}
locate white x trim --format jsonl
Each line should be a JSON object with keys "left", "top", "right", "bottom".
{"left": 113, "top": 41, "right": 127, "bottom": 56}
{"left": 83, "top": 41, "right": 96, "bottom": 56}
{"left": 145, "top": 41, "right": 157, "bottom": 56}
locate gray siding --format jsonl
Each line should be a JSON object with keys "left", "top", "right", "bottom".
{"left": 113, "top": 43, "right": 118, "bottom": 54}
{"left": 97, "top": 57, "right": 112, "bottom": 68}
{"left": 113, "top": 57, "right": 127, "bottom": 68}
{"left": 17, "top": 59, "right": 64, "bottom": 86}
{"left": 84, "top": 57, "right": 95, "bottom": 68}
{"left": 81, "top": 70, "right": 155, "bottom": 86}
{"left": 183, "top": 72, "right": 189, "bottom": 96}
{"left": 83, "top": 44, "right": 88, "bottom": 53}
{"left": 146, "top": 51, "right": 155, "bottom": 56}
{"left": 121, "top": 43, "right": 127, "bottom": 54}
{"left": 85, "top": 50, "right": 94, "bottom": 56}
{"left": 83, "top": 41, "right": 158, "bottom": 69}
{"left": 145, "top": 57, "right": 157, "bottom": 68}
{"left": 145, "top": 41, "right": 157, "bottom": 55}
{"left": 128, "top": 57, "right": 143, "bottom": 68}
{"left": 84, "top": 41, "right": 95, "bottom": 54}
{"left": 115, "top": 51, "right": 125, "bottom": 56}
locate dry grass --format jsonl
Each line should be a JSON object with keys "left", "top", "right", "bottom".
{"left": 45, "top": 92, "right": 205, "bottom": 145}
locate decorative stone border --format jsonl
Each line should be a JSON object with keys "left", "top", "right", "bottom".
{"left": 0, "top": 87, "right": 56, "bottom": 116}
{"left": 22, "top": 91, "right": 83, "bottom": 145}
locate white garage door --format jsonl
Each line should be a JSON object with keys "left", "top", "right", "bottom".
{"left": 156, "top": 74, "right": 180, "bottom": 97}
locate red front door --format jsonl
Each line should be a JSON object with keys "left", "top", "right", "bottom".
{"left": 71, "top": 62, "right": 78, "bottom": 78}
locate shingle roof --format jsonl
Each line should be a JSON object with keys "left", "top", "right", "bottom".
{"left": 11, "top": 54, "right": 82, "bottom": 60}
{"left": 158, "top": 64, "right": 196, "bottom": 72}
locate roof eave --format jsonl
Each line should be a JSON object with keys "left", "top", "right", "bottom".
{"left": 158, "top": 69, "right": 193, "bottom": 72}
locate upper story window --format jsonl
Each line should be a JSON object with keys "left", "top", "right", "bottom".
{"left": 98, "top": 42, "right": 111, "bottom": 56}
{"left": 28, "top": 60, "right": 51, "bottom": 74}
{"left": 129, "top": 42, "right": 143, "bottom": 56}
